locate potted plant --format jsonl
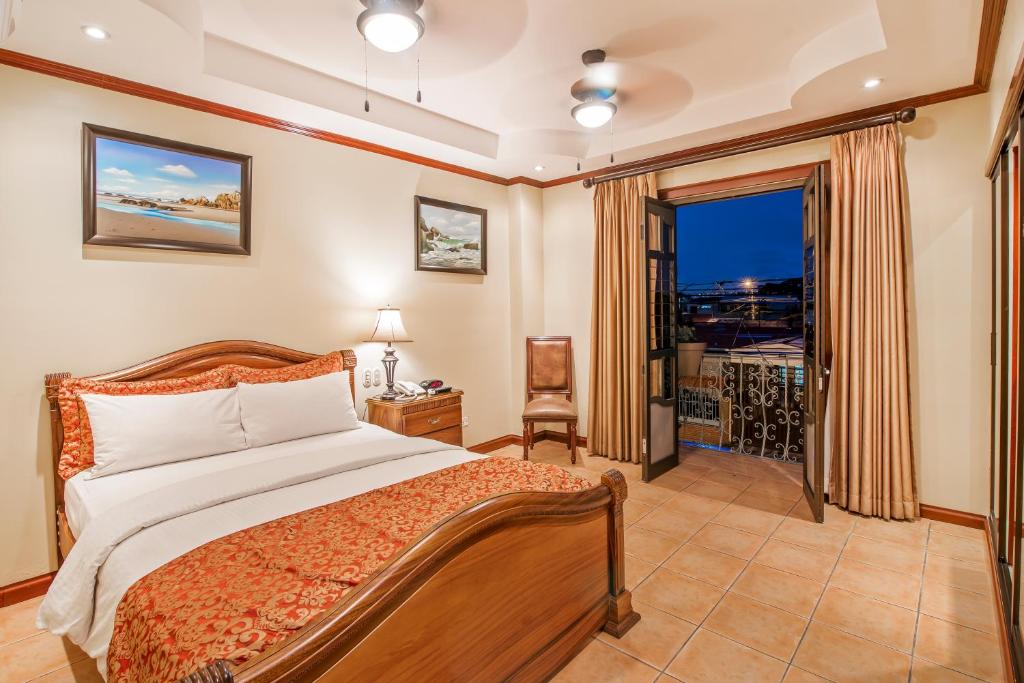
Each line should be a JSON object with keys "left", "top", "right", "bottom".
{"left": 677, "top": 324, "right": 707, "bottom": 379}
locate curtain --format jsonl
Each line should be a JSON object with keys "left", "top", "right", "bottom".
{"left": 829, "top": 123, "right": 918, "bottom": 520}
{"left": 588, "top": 173, "right": 657, "bottom": 463}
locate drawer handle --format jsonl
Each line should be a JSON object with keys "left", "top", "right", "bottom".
{"left": 427, "top": 417, "right": 441, "bottom": 425}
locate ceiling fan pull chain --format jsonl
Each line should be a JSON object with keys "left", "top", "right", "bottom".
{"left": 364, "top": 37, "right": 371, "bottom": 113}
{"left": 416, "top": 45, "right": 422, "bottom": 103}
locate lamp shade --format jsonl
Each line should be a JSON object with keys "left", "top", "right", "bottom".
{"left": 365, "top": 307, "right": 412, "bottom": 343}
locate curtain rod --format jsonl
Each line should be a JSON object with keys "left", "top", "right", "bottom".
{"left": 582, "top": 107, "right": 917, "bottom": 188}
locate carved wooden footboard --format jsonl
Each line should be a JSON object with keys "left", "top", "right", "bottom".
{"left": 181, "top": 470, "right": 637, "bottom": 683}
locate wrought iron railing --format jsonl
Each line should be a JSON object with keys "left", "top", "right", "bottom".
{"left": 678, "top": 349, "right": 805, "bottom": 462}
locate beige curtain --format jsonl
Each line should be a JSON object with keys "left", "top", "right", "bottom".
{"left": 829, "top": 123, "right": 918, "bottom": 520}
{"left": 588, "top": 173, "right": 657, "bottom": 463}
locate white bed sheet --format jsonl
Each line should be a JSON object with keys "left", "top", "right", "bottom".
{"left": 46, "top": 422, "right": 482, "bottom": 678}
{"left": 64, "top": 422, "right": 401, "bottom": 537}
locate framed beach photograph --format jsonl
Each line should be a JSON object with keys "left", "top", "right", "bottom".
{"left": 83, "top": 124, "right": 252, "bottom": 255}
{"left": 415, "top": 195, "right": 487, "bottom": 275}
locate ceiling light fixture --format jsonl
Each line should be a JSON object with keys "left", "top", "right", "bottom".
{"left": 570, "top": 49, "right": 617, "bottom": 129}
{"left": 82, "top": 25, "right": 109, "bottom": 40}
{"left": 357, "top": 0, "right": 424, "bottom": 53}
{"left": 572, "top": 100, "right": 616, "bottom": 128}
{"left": 863, "top": 77, "right": 882, "bottom": 89}
{"left": 534, "top": 164, "right": 545, "bottom": 171}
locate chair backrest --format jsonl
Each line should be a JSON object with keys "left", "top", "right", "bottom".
{"left": 526, "top": 336, "right": 573, "bottom": 402}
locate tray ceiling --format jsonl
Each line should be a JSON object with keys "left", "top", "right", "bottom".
{"left": 0, "top": 0, "right": 983, "bottom": 181}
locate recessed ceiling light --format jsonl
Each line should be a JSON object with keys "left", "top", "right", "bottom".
{"left": 534, "top": 164, "right": 545, "bottom": 172}
{"left": 82, "top": 25, "right": 110, "bottom": 40}
{"left": 863, "top": 78, "right": 882, "bottom": 89}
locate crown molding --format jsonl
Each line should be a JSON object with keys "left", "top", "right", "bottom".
{"left": 505, "top": 176, "right": 545, "bottom": 189}
{"left": 976, "top": 0, "right": 1009, "bottom": 91}
{"left": 539, "top": 0, "right": 1004, "bottom": 189}
{"left": 0, "top": 0, "right": 1005, "bottom": 190}
{"left": 0, "top": 48, "right": 513, "bottom": 186}
{"left": 539, "top": 84, "right": 984, "bottom": 189}
{"left": 986, "top": 39, "right": 1024, "bottom": 175}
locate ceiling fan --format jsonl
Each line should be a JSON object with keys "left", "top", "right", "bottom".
{"left": 570, "top": 49, "right": 618, "bottom": 129}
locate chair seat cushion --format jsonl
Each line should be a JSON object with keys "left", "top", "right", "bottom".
{"left": 523, "top": 396, "right": 577, "bottom": 420}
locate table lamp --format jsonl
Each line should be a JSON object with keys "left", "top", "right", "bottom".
{"left": 365, "top": 306, "right": 413, "bottom": 400}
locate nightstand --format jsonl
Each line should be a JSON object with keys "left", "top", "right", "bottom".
{"left": 366, "top": 390, "right": 464, "bottom": 446}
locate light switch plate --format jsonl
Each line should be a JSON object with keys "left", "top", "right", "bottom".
{"left": 362, "top": 369, "right": 372, "bottom": 388}
{"left": 462, "top": 416, "right": 469, "bottom": 427}
{"left": 372, "top": 369, "right": 381, "bottom": 386}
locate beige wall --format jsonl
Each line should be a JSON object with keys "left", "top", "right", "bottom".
{"left": 540, "top": 95, "right": 993, "bottom": 514}
{"left": 0, "top": 50, "right": 1005, "bottom": 585}
{"left": 507, "top": 185, "right": 546, "bottom": 419}
{"left": 0, "top": 65, "right": 525, "bottom": 585}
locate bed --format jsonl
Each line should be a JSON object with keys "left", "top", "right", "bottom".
{"left": 41, "top": 340, "right": 638, "bottom": 682}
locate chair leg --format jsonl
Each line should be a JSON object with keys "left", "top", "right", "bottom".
{"left": 570, "top": 422, "right": 578, "bottom": 464}
{"left": 528, "top": 422, "right": 535, "bottom": 449}
{"left": 566, "top": 424, "right": 571, "bottom": 450}
{"left": 522, "top": 423, "right": 529, "bottom": 461}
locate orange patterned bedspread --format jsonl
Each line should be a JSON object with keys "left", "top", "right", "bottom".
{"left": 106, "top": 457, "right": 591, "bottom": 683}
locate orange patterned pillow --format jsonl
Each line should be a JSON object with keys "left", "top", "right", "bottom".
{"left": 224, "top": 352, "right": 344, "bottom": 385}
{"left": 57, "top": 367, "right": 233, "bottom": 480}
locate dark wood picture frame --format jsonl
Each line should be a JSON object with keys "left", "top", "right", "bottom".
{"left": 414, "top": 195, "right": 487, "bottom": 275}
{"left": 82, "top": 123, "right": 252, "bottom": 255}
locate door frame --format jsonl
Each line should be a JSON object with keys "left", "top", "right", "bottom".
{"left": 988, "top": 112, "right": 1024, "bottom": 681}
{"left": 660, "top": 163, "right": 830, "bottom": 508}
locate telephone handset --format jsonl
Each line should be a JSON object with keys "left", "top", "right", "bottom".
{"left": 395, "top": 380, "right": 426, "bottom": 397}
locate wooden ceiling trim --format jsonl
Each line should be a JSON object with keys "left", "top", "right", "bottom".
{"left": 977, "top": 0, "right": 1009, "bottom": 90}
{"left": 541, "top": 84, "right": 983, "bottom": 189}
{"left": 542, "top": 0, "right": 1005, "bottom": 189}
{"left": 986, "top": 40, "right": 1024, "bottom": 176}
{"left": 0, "top": 48, "right": 513, "bottom": 187}
{"left": 0, "top": 0, "right": 1006, "bottom": 189}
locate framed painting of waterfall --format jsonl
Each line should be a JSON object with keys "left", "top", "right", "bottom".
{"left": 82, "top": 123, "right": 252, "bottom": 255}
{"left": 414, "top": 195, "right": 487, "bottom": 275}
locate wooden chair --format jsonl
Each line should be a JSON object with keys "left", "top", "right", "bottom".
{"left": 522, "top": 336, "right": 578, "bottom": 463}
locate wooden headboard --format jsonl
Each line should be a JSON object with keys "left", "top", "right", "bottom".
{"left": 43, "top": 340, "right": 357, "bottom": 562}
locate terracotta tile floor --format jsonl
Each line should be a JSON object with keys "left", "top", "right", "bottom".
{"left": 495, "top": 441, "right": 1007, "bottom": 683}
{"left": 0, "top": 441, "right": 1006, "bottom": 682}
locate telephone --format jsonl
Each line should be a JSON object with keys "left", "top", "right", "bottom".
{"left": 395, "top": 380, "right": 426, "bottom": 397}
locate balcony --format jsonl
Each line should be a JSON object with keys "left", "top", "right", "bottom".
{"left": 678, "top": 347, "right": 805, "bottom": 463}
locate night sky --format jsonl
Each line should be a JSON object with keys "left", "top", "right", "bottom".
{"left": 676, "top": 188, "right": 803, "bottom": 287}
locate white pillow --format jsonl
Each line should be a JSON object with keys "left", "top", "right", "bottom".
{"left": 236, "top": 371, "right": 359, "bottom": 448}
{"left": 81, "top": 388, "right": 248, "bottom": 478}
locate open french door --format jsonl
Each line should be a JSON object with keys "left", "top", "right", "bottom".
{"left": 801, "top": 164, "right": 831, "bottom": 522}
{"left": 642, "top": 197, "right": 680, "bottom": 481}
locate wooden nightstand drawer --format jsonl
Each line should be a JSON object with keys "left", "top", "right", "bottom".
{"left": 366, "top": 390, "right": 464, "bottom": 447}
{"left": 406, "top": 404, "right": 461, "bottom": 437}
{"left": 426, "top": 425, "right": 463, "bottom": 446}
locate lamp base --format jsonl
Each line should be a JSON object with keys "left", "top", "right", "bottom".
{"left": 381, "top": 344, "right": 399, "bottom": 401}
